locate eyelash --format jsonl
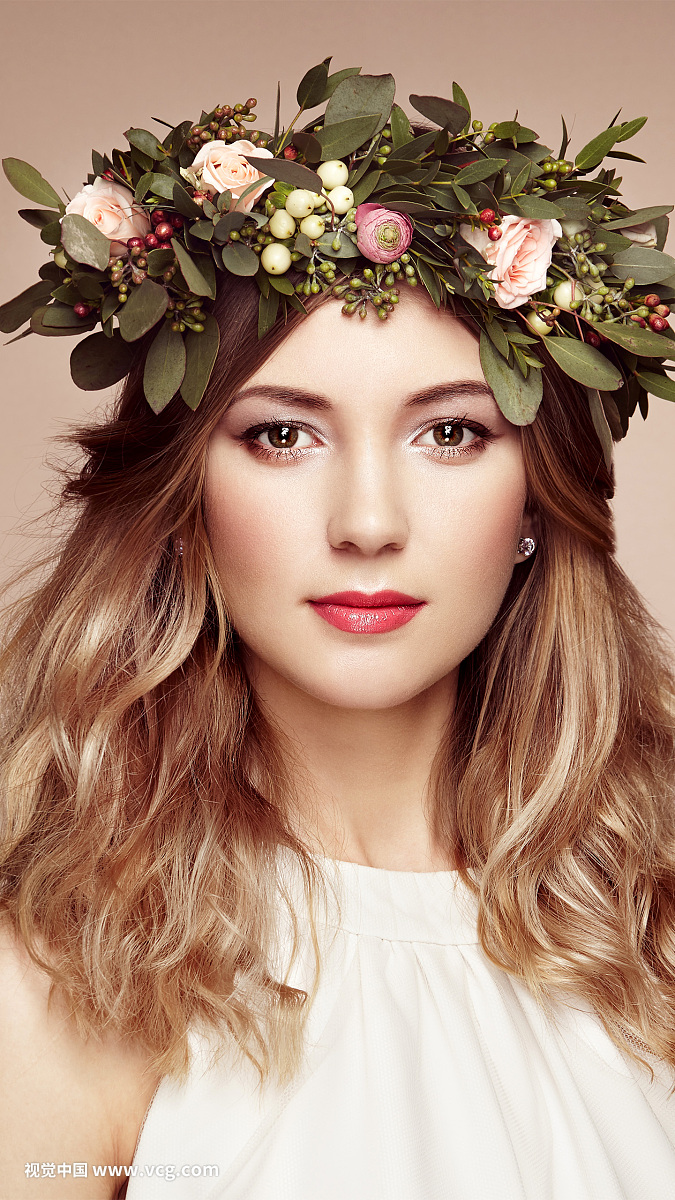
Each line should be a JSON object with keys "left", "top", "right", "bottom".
{"left": 238, "top": 414, "right": 495, "bottom": 463}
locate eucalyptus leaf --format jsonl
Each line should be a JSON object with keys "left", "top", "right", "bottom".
{"left": 172, "top": 182, "right": 204, "bottom": 220}
{"left": 416, "top": 260, "right": 442, "bottom": 309}
{"left": 143, "top": 323, "right": 186, "bottom": 414}
{"left": 515, "top": 195, "right": 565, "bottom": 220}
{"left": 296, "top": 60, "right": 330, "bottom": 110}
{"left": 616, "top": 116, "right": 647, "bottom": 143}
{"left": 452, "top": 82, "right": 471, "bottom": 128}
{"left": 125, "top": 127, "right": 166, "bottom": 161}
{"left": 60, "top": 214, "right": 111, "bottom": 271}
{"left": 189, "top": 221, "right": 214, "bottom": 242}
{"left": 596, "top": 321, "right": 675, "bottom": 357}
{"left": 610, "top": 246, "right": 675, "bottom": 285}
{"left": 40, "top": 220, "right": 63, "bottom": 246}
{"left": 315, "top": 230, "right": 360, "bottom": 259}
{"left": 575, "top": 128, "right": 620, "bottom": 172}
{"left": 269, "top": 274, "right": 296, "bottom": 295}
{"left": 454, "top": 157, "right": 507, "bottom": 186}
{"left": 18, "top": 208, "right": 59, "bottom": 230}
{"left": 0, "top": 280, "right": 54, "bottom": 333}
{"left": 100, "top": 291, "right": 120, "bottom": 324}
{"left": 291, "top": 132, "right": 322, "bottom": 164}
{"left": 2, "top": 158, "right": 63, "bottom": 209}
{"left": 293, "top": 231, "right": 313, "bottom": 258}
{"left": 242, "top": 155, "right": 322, "bottom": 193}
{"left": 390, "top": 104, "right": 413, "bottom": 151}
{"left": 220, "top": 242, "right": 260, "bottom": 276}
{"left": 70, "top": 330, "right": 136, "bottom": 390}
{"left": 603, "top": 204, "right": 673, "bottom": 230}
{"left": 586, "top": 387, "right": 614, "bottom": 469}
{"left": 324, "top": 73, "right": 395, "bottom": 138}
{"left": 30, "top": 305, "right": 97, "bottom": 337}
{"left": 118, "top": 278, "right": 169, "bottom": 342}
{"left": 408, "top": 94, "right": 469, "bottom": 137}
{"left": 258, "top": 288, "right": 280, "bottom": 339}
{"left": 322, "top": 66, "right": 362, "bottom": 102}
{"left": 350, "top": 171, "right": 381, "bottom": 206}
{"left": 479, "top": 331, "right": 543, "bottom": 425}
{"left": 483, "top": 319, "right": 510, "bottom": 358}
{"left": 42, "top": 302, "right": 90, "bottom": 328}
{"left": 135, "top": 172, "right": 175, "bottom": 202}
{"left": 543, "top": 336, "right": 622, "bottom": 390}
{"left": 181, "top": 313, "right": 220, "bottom": 410}
{"left": 146, "top": 248, "right": 175, "bottom": 275}
{"left": 315, "top": 115, "right": 382, "bottom": 161}
{"left": 212, "top": 211, "right": 246, "bottom": 243}
{"left": 171, "top": 239, "right": 216, "bottom": 296}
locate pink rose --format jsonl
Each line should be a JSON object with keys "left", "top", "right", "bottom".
{"left": 354, "top": 203, "right": 414, "bottom": 264}
{"left": 64, "top": 178, "right": 150, "bottom": 256}
{"left": 459, "top": 215, "right": 562, "bottom": 310}
{"left": 189, "top": 140, "right": 274, "bottom": 212}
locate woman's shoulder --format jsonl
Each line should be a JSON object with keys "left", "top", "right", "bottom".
{"left": 0, "top": 912, "right": 161, "bottom": 1198}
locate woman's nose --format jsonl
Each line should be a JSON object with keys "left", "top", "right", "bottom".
{"left": 325, "top": 440, "right": 409, "bottom": 555}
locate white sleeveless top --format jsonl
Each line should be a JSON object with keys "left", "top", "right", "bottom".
{"left": 126, "top": 851, "right": 675, "bottom": 1199}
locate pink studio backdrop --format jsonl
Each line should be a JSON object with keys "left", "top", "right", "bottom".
{"left": 2, "top": 1, "right": 674, "bottom": 638}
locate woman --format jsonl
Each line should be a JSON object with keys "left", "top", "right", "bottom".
{"left": 2, "top": 69, "right": 675, "bottom": 1199}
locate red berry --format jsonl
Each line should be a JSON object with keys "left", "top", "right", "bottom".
{"left": 649, "top": 314, "right": 668, "bottom": 332}
{"left": 144, "top": 234, "right": 159, "bottom": 249}
{"left": 479, "top": 208, "right": 496, "bottom": 224}
{"left": 171, "top": 215, "right": 184, "bottom": 229}
{"left": 157, "top": 243, "right": 173, "bottom": 253}
{"left": 154, "top": 222, "right": 173, "bottom": 241}
{"left": 74, "top": 303, "right": 91, "bottom": 318}
{"left": 629, "top": 315, "right": 647, "bottom": 328}
{"left": 127, "top": 237, "right": 144, "bottom": 249}
{"left": 585, "top": 331, "right": 601, "bottom": 347}
{"left": 102, "top": 170, "right": 114, "bottom": 181}
{"left": 487, "top": 226, "right": 502, "bottom": 241}
{"left": 151, "top": 210, "right": 166, "bottom": 225}
{"left": 283, "top": 146, "right": 298, "bottom": 160}
{"left": 656, "top": 304, "right": 670, "bottom": 318}
{"left": 644, "top": 293, "right": 661, "bottom": 309}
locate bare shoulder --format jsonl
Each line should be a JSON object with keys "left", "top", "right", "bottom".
{"left": 0, "top": 913, "right": 162, "bottom": 1199}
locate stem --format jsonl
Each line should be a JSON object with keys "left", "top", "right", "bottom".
{"left": 276, "top": 107, "right": 306, "bottom": 155}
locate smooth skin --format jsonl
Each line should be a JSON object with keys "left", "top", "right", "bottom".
{"left": 0, "top": 287, "right": 535, "bottom": 1196}
{"left": 205, "top": 287, "right": 536, "bottom": 872}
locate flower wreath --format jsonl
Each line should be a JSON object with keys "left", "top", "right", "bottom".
{"left": 2, "top": 56, "right": 675, "bottom": 461}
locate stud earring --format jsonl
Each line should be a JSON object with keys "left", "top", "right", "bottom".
{"left": 177, "top": 537, "right": 184, "bottom": 558}
{"left": 518, "top": 537, "right": 536, "bottom": 557}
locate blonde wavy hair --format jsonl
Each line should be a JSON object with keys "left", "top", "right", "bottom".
{"left": 1, "top": 274, "right": 675, "bottom": 1095}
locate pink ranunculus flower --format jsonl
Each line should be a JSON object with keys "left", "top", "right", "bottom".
{"left": 459, "top": 215, "right": 562, "bottom": 310}
{"left": 189, "top": 140, "right": 274, "bottom": 212}
{"left": 354, "top": 203, "right": 414, "bottom": 264}
{"left": 64, "top": 178, "right": 151, "bottom": 256}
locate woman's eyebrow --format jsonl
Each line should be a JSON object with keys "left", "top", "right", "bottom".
{"left": 227, "top": 381, "right": 495, "bottom": 411}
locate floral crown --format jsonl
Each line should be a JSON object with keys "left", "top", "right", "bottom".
{"left": 2, "top": 57, "right": 675, "bottom": 460}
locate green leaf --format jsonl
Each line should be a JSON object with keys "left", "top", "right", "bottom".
{"left": 146, "top": 247, "right": 175, "bottom": 276}
{"left": 390, "top": 103, "right": 413, "bottom": 151}
{"left": 181, "top": 313, "right": 220, "bottom": 411}
{"left": 100, "top": 291, "right": 120, "bottom": 324}
{"left": 42, "top": 302, "right": 89, "bottom": 328}
{"left": 171, "top": 239, "right": 216, "bottom": 297}
{"left": 172, "top": 182, "right": 204, "bottom": 220}
{"left": 605, "top": 150, "right": 646, "bottom": 164}
{"left": 220, "top": 242, "right": 260, "bottom": 277}
{"left": 118, "top": 277, "right": 169, "bottom": 342}
{"left": 212, "top": 211, "right": 246, "bottom": 243}
{"left": 189, "top": 220, "right": 214, "bottom": 242}
{"left": 70, "top": 330, "right": 136, "bottom": 390}
{"left": 350, "top": 171, "right": 381, "bottom": 206}
{"left": 509, "top": 163, "right": 532, "bottom": 198}
{"left": 586, "top": 388, "right": 614, "bottom": 470}
{"left": 286, "top": 291, "right": 308, "bottom": 316}
{"left": 2, "top": 158, "right": 62, "bottom": 209}
{"left": 40, "top": 220, "right": 62, "bottom": 246}
{"left": 452, "top": 183, "right": 476, "bottom": 212}
{"left": 610, "top": 246, "right": 675, "bottom": 285}
{"left": 125, "top": 127, "right": 166, "bottom": 160}
{"left": 616, "top": 116, "right": 647, "bottom": 143}
{"left": 491, "top": 121, "right": 517, "bottom": 139}
{"left": 60, "top": 214, "right": 111, "bottom": 271}
{"left": 18, "top": 208, "right": 59, "bottom": 230}
{"left": 634, "top": 368, "right": 675, "bottom": 403}
{"left": 143, "top": 323, "right": 186, "bottom": 413}
{"left": 596, "top": 321, "right": 675, "bottom": 357}
{"left": 315, "top": 114, "right": 382, "bottom": 161}
{"left": 454, "top": 157, "right": 507, "bottom": 187}
{"left": 0, "top": 280, "right": 54, "bottom": 333}
{"left": 452, "top": 82, "right": 471, "bottom": 127}
{"left": 325, "top": 73, "right": 395, "bottom": 138}
{"left": 416, "top": 260, "right": 442, "bottom": 309}
{"left": 293, "top": 231, "right": 313, "bottom": 258}
{"left": 574, "top": 128, "right": 620, "bottom": 171}
{"left": 135, "top": 172, "right": 175, "bottom": 202}
{"left": 543, "top": 336, "right": 622, "bottom": 390}
{"left": 258, "top": 288, "right": 280, "bottom": 339}
{"left": 315, "top": 230, "right": 360, "bottom": 259}
{"left": 408, "top": 94, "right": 469, "bottom": 137}
{"left": 483, "top": 319, "right": 510, "bottom": 358}
{"left": 241, "top": 154, "right": 322, "bottom": 194}
{"left": 515, "top": 195, "right": 565, "bottom": 219}
{"left": 269, "top": 274, "right": 296, "bottom": 295}
{"left": 29, "top": 305, "right": 97, "bottom": 337}
{"left": 296, "top": 59, "right": 331, "bottom": 110}
{"left": 480, "top": 332, "right": 543, "bottom": 425}
{"left": 291, "top": 132, "right": 322, "bottom": 164}
{"left": 602, "top": 204, "right": 673, "bottom": 230}
{"left": 558, "top": 114, "right": 570, "bottom": 161}
{"left": 322, "top": 66, "right": 362, "bottom": 102}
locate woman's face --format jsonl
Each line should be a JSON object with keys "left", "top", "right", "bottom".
{"left": 204, "top": 290, "right": 534, "bottom": 710}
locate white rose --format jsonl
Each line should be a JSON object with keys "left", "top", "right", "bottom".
{"left": 622, "top": 220, "right": 658, "bottom": 248}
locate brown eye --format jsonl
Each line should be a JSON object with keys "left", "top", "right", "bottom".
{"left": 432, "top": 422, "right": 464, "bottom": 448}
{"left": 266, "top": 425, "right": 299, "bottom": 449}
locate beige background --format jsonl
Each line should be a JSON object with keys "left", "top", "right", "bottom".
{"left": 2, "top": 0, "right": 675, "bottom": 637}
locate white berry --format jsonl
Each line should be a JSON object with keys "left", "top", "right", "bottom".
{"left": 268, "top": 209, "right": 297, "bottom": 239}
{"left": 310, "top": 190, "right": 326, "bottom": 210}
{"left": 524, "top": 309, "right": 553, "bottom": 336}
{"left": 261, "top": 243, "right": 293, "bottom": 274}
{"left": 317, "top": 159, "right": 349, "bottom": 190}
{"left": 326, "top": 186, "right": 355, "bottom": 215}
{"left": 553, "top": 280, "right": 584, "bottom": 310}
{"left": 285, "top": 189, "right": 316, "bottom": 219}
{"left": 299, "top": 214, "right": 326, "bottom": 240}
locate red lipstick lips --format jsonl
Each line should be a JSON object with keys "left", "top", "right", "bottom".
{"left": 308, "top": 590, "right": 426, "bottom": 635}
